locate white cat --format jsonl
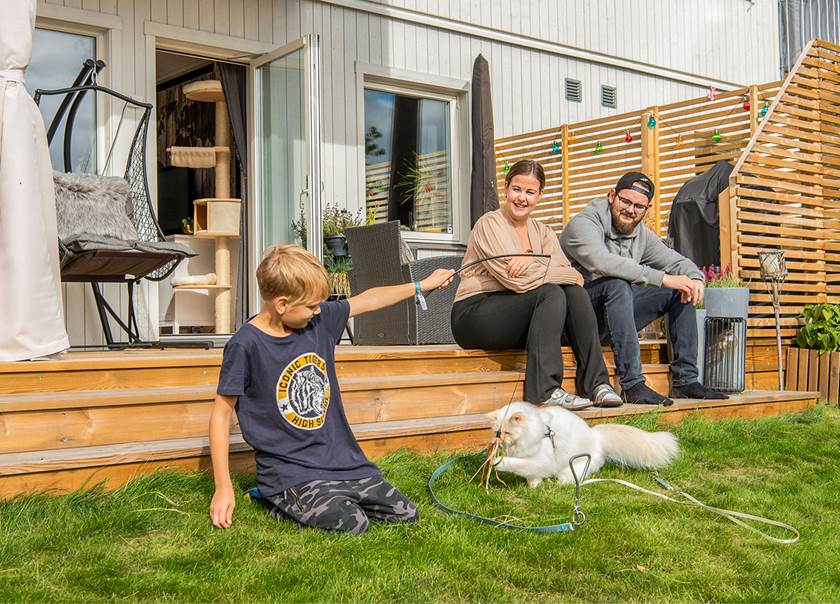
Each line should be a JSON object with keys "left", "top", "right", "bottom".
{"left": 487, "top": 401, "right": 679, "bottom": 488}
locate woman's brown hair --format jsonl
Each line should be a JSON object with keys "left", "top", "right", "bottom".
{"left": 504, "top": 159, "right": 546, "bottom": 191}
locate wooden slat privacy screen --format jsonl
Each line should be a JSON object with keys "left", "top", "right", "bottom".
{"left": 495, "top": 39, "right": 840, "bottom": 341}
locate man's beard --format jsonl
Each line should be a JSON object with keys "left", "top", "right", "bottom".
{"left": 610, "top": 203, "right": 643, "bottom": 235}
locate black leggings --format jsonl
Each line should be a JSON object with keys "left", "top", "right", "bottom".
{"left": 451, "top": 283, "right": 609, "bottom": 404}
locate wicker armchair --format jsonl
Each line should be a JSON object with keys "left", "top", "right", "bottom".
{"left": 345, "top": 221, "right": 462, "bottom": 345}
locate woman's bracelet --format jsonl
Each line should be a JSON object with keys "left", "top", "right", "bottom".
{"left": 414, "top": 280, "right": 428, "bottom": 311}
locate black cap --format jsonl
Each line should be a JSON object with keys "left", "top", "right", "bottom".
{"left": 615, "top": 171, "right": 655, "bottom": 201}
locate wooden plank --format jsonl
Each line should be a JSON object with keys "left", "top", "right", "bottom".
{"left": 819, "top": 351, "right": 830, "bottom": 402}
{"left": 830, "top": 352, "right": 840, "bottom": 404}
{"left": 797, "top": 348, "right": 810, "bottom": 391}
{"left": 718, "top": 187, "right": 735, "bottom": 272}
{"left": 808, "top": 349, "right": 820, "bottom": 392}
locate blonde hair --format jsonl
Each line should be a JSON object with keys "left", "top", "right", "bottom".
{"left": 256, "top": 244, "right": 330, "bottom": 303}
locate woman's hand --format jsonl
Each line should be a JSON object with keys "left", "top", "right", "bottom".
{"left": 505, "top": 256, "right": 534, "bottom": 278}
{"left": 420, "top": 268, "right": 455, "bottom": 292}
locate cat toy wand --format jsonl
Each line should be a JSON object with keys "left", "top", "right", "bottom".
{"left": 419, "top": 253, "right": 552, "bottom": 310}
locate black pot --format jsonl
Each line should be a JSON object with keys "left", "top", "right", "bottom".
{"left": 324, "top": 234, "right": 349, "bottom": 258}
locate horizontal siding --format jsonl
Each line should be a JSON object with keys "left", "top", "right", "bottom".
{"left": 362, "top": 0, "right": 780, "bottom": 85}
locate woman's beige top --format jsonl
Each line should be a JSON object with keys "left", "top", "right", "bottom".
{"left": 454, "top": 208, "right": 582, "bottom": 302}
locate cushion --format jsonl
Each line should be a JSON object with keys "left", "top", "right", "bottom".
{"left": 54, "top": 172, "right": 139, "bottom": 241}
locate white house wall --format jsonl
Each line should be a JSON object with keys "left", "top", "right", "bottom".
{"left": 36, "top": 0, "right": 780, "bottom": 345}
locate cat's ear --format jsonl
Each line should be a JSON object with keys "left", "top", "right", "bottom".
{"left": 510, "top": 412, "right": 524, "bottom": 423}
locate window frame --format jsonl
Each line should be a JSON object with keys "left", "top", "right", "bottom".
{"left": 32, "top": 19, "right": 110, "bottom": 176}
{"left": 356, "top": 64, "right": 469, "bottom": 245}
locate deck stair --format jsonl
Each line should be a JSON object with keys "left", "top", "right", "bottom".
{"left": 0, "top": 342, "right": 818, "bottom": 497}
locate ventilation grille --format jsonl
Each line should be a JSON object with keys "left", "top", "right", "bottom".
{"left": 601, "top": 85, "right": 617, "bottom": 108}
{"left": 565, "top": 78, "right": 582, "bottom": 103}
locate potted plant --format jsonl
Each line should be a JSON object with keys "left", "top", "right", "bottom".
{"left": 325, "top": 255, "right": 352, "bottom": 298}
{"left": 322, "top": 204, "right": 365, "bottom": 258}
{"left": 700, "top": 265, "right": 749, "bottom": 320}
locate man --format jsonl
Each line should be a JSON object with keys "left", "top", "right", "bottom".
{"left": 560, "top": 171, "right": 727, "bottom": 406}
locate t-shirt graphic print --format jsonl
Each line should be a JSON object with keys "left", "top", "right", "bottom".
{"left": 277, "top": 352, "right": 331, "bottom": 430}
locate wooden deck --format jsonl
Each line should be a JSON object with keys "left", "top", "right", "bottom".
{"left": 0, "top": 341, "right": 817, "bottom": 498}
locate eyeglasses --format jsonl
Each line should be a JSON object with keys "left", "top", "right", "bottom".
{"left": 615, "top": 194, "right": 650, "bottom": 214}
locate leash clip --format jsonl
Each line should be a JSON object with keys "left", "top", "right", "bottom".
{"left": 569, "top": 453, "right": 592, "bottom": 527}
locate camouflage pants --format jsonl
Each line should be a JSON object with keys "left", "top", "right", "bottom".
{"left": 266, "top": 475, "right": 419, "bottom": 535}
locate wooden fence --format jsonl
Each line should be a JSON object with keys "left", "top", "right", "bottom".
{"left": 495, "top": 84, "right": 781, "bottom": 237}
{"left": 726, "top": 40, "right": 840, "bottom": 339}
{"left": 786, "top": 347, "right": 840, "bottom": 404}
{"left": 495, "top": 38, "right": 840, "bottom": 341}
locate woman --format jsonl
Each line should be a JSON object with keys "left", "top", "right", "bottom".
{"left": 451, "top": 160, "right": 621, "bottom": 409}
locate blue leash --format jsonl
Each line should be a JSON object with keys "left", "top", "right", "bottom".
{"left": 427, "top": 452, "right": 591, "bottom": 533}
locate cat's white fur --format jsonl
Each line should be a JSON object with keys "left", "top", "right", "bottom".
{"left": 487, "top": 401, "right": 679, "bottom": 488}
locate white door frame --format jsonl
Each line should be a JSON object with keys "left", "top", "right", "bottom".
{"left": 247, "top": 34, "right": 324, "bottom": 316}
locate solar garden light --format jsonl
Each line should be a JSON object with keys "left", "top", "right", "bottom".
{"left": 757, "top": 250, "right": 787, "bottom": 391}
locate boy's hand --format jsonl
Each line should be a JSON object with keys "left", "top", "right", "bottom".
{"left": 420, "top": 268, "right": 455, "bottom": 292}
{"left": 210, "top": 484, "right": 236, "bottom": 528}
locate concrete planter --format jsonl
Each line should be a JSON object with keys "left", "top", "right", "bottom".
{"left": 703, "top": 287, "right": 750, "bottom": 320}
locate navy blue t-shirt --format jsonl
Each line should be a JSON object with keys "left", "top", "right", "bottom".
{"left": 216, "top": 299, "right": 379, "bottom": 496}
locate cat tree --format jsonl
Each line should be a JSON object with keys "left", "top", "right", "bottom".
{"left": 168, "top": 80, "right": 240, "bottom": 334}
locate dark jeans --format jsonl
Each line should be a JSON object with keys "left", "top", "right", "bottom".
{"left": 584, "top": 277, "right": 698, "bottom": 390}
{"left": 451, "top": 283, "right": 610, "bottom": 404}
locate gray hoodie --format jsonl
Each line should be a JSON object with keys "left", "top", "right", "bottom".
{"left": 560, "top": 197, "right": 703, "bottom": 287}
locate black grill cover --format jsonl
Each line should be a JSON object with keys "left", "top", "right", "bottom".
{"left": 667, "top": 160, "right": 733, "bottom": 269}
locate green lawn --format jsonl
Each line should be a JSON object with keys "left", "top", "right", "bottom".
{"left": 2, "top": 406, "right": 840, "bottom": 602}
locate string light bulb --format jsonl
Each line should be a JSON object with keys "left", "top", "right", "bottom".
{"left": 647, "top": 116, "right": 657, "bottom": 128}
{"left": 742, "top": 98, "right": 751, "bottom": 111}
{"left": 503, "top": 162, "right": 510, "bottom": 173}
{"left": 712, "top": 129, "right": 722, "bottom": 143}
{"left": 552, "top": 140, "right": 560, "bottom": 153}
{"left": 625, "top": 130, "right": 633, "bottom": 142}
{"left": 760, "top": 103, "right": 769, "bottom": 117}
{"left": 707, "top": 85, "right": 717, "bottom": 101}
{"left": 594, "top": 141, "right": 604, "bottom": 154}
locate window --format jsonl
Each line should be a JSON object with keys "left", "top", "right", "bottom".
{"left": 565, "top": 78, "right": 582, "bottom": 103}
{"left": 364, "top": 85, "right": 454, "bottom": 235}
{"left": 601, "top": 85, "right": 617, "bottom": 108}
{"left": 26, "top": 28, "right": 97, "bottom": 172}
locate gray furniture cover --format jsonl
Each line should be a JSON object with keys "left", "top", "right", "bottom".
{"left": 345, "top": 221, "right": 462, "bottom": 345}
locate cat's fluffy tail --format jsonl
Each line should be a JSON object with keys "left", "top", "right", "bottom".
{"left": 592, "top": 424, "right": 678, "bottom": 469}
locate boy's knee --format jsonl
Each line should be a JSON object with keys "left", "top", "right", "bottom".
{"left": 312, "top": 499, "right": 370, "bottom": 535}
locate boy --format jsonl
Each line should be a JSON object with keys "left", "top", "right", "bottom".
{"left": 209, "top": 244, "right": 454, "bottom": 534}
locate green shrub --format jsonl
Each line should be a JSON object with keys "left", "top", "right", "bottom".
{"left": 796, "top": 303, "right": 840, "bottom": 352}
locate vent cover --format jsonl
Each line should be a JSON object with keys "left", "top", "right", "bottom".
{"left": 565, "top": 78, "right": 582, "bottom": 103}
{"left": 601, "top": 85, "right": 617, "bottom": 108}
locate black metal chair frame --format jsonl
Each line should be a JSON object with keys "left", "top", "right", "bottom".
{"left": 35, "top": 60, "right": 199, "bottom": 349}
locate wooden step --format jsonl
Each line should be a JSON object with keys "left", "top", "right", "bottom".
{"left": 0, "top": 390, "right": 817, "bottom": 498}
{"left": 0, "top": 414, "right": 494, "bottom": 497}
{"left": 0, "top": 342, "right": 677, "bottom": 394}
{"left": 0, "top": 365, "right": 671, "bottom": 453}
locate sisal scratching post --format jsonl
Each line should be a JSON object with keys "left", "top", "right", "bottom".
{"left": 169, "top": 80, "right": 240, "bottom": 334}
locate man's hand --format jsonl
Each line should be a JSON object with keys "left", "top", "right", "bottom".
{"left": 210, "top": 483, "right": 236, "bottom": 528}
{"left": 505, "top": 256, "right": 534, "bottom": 278}
{"left": 420, "top": 268, "right": 455, "bottom": 292}
{"left": 663, "top": 274, "right": 704, "bottom": 305}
